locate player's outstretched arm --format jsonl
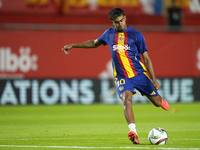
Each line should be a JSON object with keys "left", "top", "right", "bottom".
{"left": 142, "top": 51, "right": 160, "bottom": 90}
{"left": 62, "top": 39, "right": 102, "bottom": 54}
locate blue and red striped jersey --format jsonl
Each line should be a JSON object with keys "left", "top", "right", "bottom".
{"left": 98, "top": 26, "right": 148, "bottom": 78}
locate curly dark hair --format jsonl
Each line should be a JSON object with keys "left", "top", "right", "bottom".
{"left": 109, "top": 7, "right": 125, "bottom": 20}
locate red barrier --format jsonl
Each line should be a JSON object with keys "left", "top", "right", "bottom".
{"left": 144, "top": 32, "right": 200, "bottom": 77}
{"left": 0, "top": 30, "right": 200, "bottom": 79}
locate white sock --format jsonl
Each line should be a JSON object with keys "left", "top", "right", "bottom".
{"left": 128, "top": 123, "right": 138, "bottom": 135}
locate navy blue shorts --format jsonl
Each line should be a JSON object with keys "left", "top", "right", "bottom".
{"left": 115, "top": 72, "right": 159, "bottom": 97}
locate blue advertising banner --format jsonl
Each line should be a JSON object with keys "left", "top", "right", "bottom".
{"left": 0, "top": 78, "right": 197, "bottom": 105}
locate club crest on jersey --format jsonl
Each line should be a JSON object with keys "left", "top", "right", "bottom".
{"left": 113, "top": 44, "right": 130, "bottom": 52}
{"left": 119, "top": 36, "right": 124, "bottom": 43}
{"left": 119, "top": 86, "right": 124, "bottom": 91}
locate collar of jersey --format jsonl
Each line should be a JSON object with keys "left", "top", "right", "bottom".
{"left": 115, "top": 26, "right": 130, "bottom": 33}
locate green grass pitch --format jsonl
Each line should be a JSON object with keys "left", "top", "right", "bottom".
{"left": 0, "top": 102, "right": 200, "bottom": 150}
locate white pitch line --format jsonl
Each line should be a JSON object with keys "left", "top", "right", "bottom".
{"left": 0, "top": 138, "right": 199, "bottom": 141}
{"left": 0, "top": 145, "right": 199, "bottom": 150}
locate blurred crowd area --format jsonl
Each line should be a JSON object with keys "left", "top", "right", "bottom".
{"left": 0, "top": 0, "right": 200, "bottom": 27}
{"left": 0, "top": 0, "right": 200, "bottom": 15}
{"left": 23, "top": 0, "right": 200, "bottom": 15}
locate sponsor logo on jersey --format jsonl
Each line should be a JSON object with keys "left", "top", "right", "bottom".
{"left": 113, "top": 44, "right": 130, "bottom": 52}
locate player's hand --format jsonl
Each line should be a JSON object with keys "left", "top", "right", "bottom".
{"left": 62, "top": 45, "right": 73, "bottom": 54}
{"left": 152, "top": 81, "right": 160, "bottom": 90}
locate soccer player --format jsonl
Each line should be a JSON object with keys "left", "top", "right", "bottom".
{"left": 62, "top": 7, "right": 169, "bottom": 144}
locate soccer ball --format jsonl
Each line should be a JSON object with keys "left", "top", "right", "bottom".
{"left": 148, "top": 127, "right": 168, "bottom": 145}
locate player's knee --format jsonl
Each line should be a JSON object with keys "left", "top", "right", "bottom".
{"left": 120, "top": 91, "right": 132, "bottom": 106}
{"left": 125, "top": 96, "right": 132, "bottom": 105}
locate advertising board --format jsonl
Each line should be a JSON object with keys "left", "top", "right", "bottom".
{"left": 0, "top": 30, "right": 200, "bottom": 105}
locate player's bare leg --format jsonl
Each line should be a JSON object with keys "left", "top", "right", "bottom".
{"left": 147, "top": 95, "right": 169, "bottom": 110}
{"left": 120, "top": 90, "right": 135, "bottom": 124}
{"left": 120, "top": 90, "right": 139, "bottom": 144}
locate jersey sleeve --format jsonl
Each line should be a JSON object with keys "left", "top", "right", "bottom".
{"left": 97, "top": 29, "right": 109, "bottom": 46}
{"left": 135, "top": 32, "right": 148, "bottom": 54}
